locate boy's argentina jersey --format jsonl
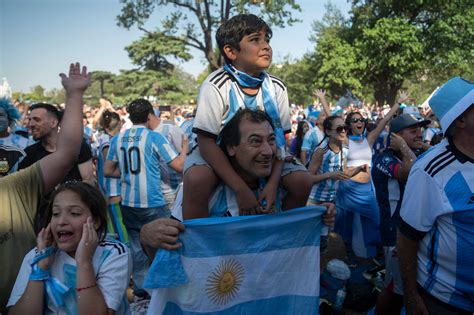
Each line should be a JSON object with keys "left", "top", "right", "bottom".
{"left": 399, "top": 138, "right": 474, "bottom": 311}
{"left": 193, "top": 68, "right": 291, "bottom": 138}
{"left": 107, "top": 126, "right": 178, "bottom": 208}
{"left": 309, "top": 144, "right": 348, "bottom": 202}
{"left": 97, "top": 133, "right": 121, "bottom": 198}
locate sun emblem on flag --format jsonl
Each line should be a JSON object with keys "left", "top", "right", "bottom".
{"left": 206, "top": 259, "right": 245, "bottom": 306}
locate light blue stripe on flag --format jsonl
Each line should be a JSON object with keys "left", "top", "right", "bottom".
{"left": 145, "top": 206, "right": 325, "bottom": 314}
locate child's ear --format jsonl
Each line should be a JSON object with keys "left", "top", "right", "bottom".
{"left": 223, "top": 44, "right": 238, "bottom": 62}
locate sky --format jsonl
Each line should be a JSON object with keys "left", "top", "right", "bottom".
{"left": 0, "top": 0, "right": 351, "bottom": 93}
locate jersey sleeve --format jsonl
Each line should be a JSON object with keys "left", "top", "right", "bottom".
{"left": 97, "top": 244, "right": 132, "bottom": 311}
{"left": 301, "top": 131, "right": 314, "bottom": 152}
{"left": 275, "top": 85, "right": 291, "bottom": 133}
{"left": 399, "top": 165, "right": 445, "bottom": 237}
{"left": 7, "top": 249, "right": 35, "bottom": 307}
{"left": 154, "top": 133, "right": 178, "bottom": 164}
{"left": 193, "top": 82, "right": 225, "bottom": 138}
{"left": 373, "top": 153, "right": 400, "bottom": 179}
{"left": 106, "top": 136, "right": 118, "bottom": 162}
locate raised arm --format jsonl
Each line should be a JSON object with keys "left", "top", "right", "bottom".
{"left": 367, "top": 91, "right": 407, "bottom": 146}
{"left": 314, "top": 89, "right": 331, "bottom": 118}
{"left": 40, "top": 63, "right": 90, "bottom": 192}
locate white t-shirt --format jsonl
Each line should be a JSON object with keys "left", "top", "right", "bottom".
{"left": 193, "top": 68, "right": 291, "bottom": 138}
{"left": 399, "top": 138, "right": 474, "bottom": 311}
{"left": 8, "top": 239, "right": 132, "bottom": 314}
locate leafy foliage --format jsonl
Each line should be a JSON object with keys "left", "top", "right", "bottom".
{"left": 117, "top": 0, "right": 301, "bottom": 71}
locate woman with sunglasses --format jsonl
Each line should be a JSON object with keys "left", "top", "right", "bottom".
{"left": 307, "top": 116, "right": 366, "bottom": 250}
{"left": 335, "top": 92, "right": 406, "bottom": 259}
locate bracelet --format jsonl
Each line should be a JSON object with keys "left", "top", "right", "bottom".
{"left": 76, "top": 283, "right": 97, "bottom": 292}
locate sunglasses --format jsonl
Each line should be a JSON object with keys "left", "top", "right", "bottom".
{"left": 351, "top": 118, "right": 365, "bottom": 124}
{"left": 332, "top": 126, "right": 346, "bottom": 134}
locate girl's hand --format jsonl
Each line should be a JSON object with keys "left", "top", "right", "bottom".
{"left": 36, "top": 224, "right": 56, "bottom": 270}
{"left": 75, "top": 217, "right": 99, "bottom": 265}
{"left": 331, "top": 171, "right": 350, "bottom": 180}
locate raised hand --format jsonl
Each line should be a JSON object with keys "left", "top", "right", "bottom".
{"left": 60, "top": 62, "right": 90, "bottom": 93}
{"left": 397, "top": 90, "right": 409, "bottom": 104}
{"left": 389, "top": 133, "right": 408, "bottom": 152}
{"left": 75, "top": 217, "right": 98, "bottom": 264}
{"left": 314, "top": 89, "right": 326, "bottom": 100}
{"left": 36, "top": 223, "right": 56, "bottom": 270}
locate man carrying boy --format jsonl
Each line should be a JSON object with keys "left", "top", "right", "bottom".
{"left": 141, "top": 109, "right": 336, "bottom": 257}
{"left": 183, "top": 14, "right": 312, "bottom": 220}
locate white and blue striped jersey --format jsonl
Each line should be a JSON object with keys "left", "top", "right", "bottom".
{"left": 301, "top": 127, "right": 327, "bottom": 163}
{"left": 0, "top": 133, "right": 31, "bottom": 150}
{"left": 180, "top": 118, "right": 197, "bottom": 152}
{"left": 154, "top": 122, "right": 184, "bottom": 190}
{"left": 399, "top": 138, "right": 474, "bottom": 311}
{"left": 9, "top": 238, "right": 131, "bottom": 314}
{"left": 97, "top": 133, "right": 121, "bottom": 198}
{"left": 107, "top": 126, "right": 178, "bottom": 208}
{"left": 309, "top": 144, "right": 348, "bottom": 202}
{"left": 208, "top": 183, "right": 283, "bottom": 217}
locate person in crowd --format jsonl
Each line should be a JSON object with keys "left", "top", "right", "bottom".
{"left": 97, "top": 110, "right": 129, "bottom": 245}
{"left": 308, "top": 116, "right": 367, "bottom": 250}
{"left": 182, "top": 14, "right": 312, "bottom": 218}
{"left": 372, "top": 114, "right": 431, "bottom": 314}
{"left": 104, "top": 98, "right": 187, "bottom": 299}
{"left": 397, "top": 77, "right": 474, "bottom": 314}
{"left": 300, "top": 89, "right": 331, "bottom": 166}
{"left": 140, "top": 109, "right": 336, "bottom": 258}
{"left": 0, "top": 97, "right": 30, "bottom": 176}
{"left": 423, "top": 111, "right": 443, "bottom": 145}
{"left": 148, "top": 107, "right": 189, "bottom": 208}
{"left": 19, "top": 103, "right": 94, "bottom": 185}
{"left": 0, "top": 62, "right": 89, "bottom": 312}
{"left": 335, "top": 93, "right": 405, "bottom": 258}
{"left": 8, "top": 182, "right": 132, "bottom": 315}
{"left": 289, "top": 119, "right": 310, "bottom": 163}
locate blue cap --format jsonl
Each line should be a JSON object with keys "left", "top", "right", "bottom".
{"left": 429, "top": 77, "right": 474, "bottom": 133}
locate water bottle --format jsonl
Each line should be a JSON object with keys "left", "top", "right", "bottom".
{"left": 333, "top": 288, "right": 346, "bottom": 310}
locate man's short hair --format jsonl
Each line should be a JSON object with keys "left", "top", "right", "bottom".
{"left": 219, "top": 109, "right": 274, "bottom": 156}
{"left": 127, "top": 98, "right": 153, "bottom": 124}
{"left": 30, "top": 103, "right": 60, "bottom": 121}
{"left": 216, "top": 14, "right": 272, "bottom": 64}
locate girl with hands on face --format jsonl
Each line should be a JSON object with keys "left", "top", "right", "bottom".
{"left": 8, "top": 182, "right": 131, "bottom": 315}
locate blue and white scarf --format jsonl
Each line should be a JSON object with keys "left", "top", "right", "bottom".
{"left": 223, "top": 63, "right": 286, "bottom": 159}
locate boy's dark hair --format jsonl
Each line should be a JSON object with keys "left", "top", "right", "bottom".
{"left": 216, "top": 14, "right": 272, "bottom": 64}
{"left": 127, "top": 98, "right": 153, "bottom": 124}
{"left": 219, "top": 108, "right": 274, "bottom": 156}
{"left": 100, "top": 110, "right": 121, "bottom": 132}
{"left": 44, "top": 181, "right": 108, "bottom": 242}
{"left": 30, "top": 103, "right": 60, "bottom": 121}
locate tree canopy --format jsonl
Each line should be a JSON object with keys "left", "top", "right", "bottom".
{"left": 117, "top": 0, "right": 301, "bottom": 71}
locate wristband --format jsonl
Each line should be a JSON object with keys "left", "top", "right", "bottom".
{"left": 32, "top": 247, "right": 56, "bottom": 265}
{"left": 29, "top": 264, "right": 50, "bottom": 281}
{"left": 76, "top": 283, "right": 97, "bottom": 292}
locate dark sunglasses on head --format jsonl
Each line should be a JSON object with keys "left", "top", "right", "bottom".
{"left": 351, "top": 118, "right": 365, "bottom": 124}
{"left": 332, "top": 126, "right": 346, "bottom": 133}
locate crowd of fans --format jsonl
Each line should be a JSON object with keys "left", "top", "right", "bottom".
{"left": 1, "top": 13, "right": 472, "bottom": 315}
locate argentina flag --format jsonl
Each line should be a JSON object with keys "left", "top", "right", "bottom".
{"left": 144, "top": 206, "right": 325, "bottom": 314}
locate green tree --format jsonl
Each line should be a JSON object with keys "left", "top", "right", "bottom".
{"left": 89, "top": 71, "right": 116, "bottom": 98}
{"left": 117, "top": 0, "right": 301, "bottom": 71}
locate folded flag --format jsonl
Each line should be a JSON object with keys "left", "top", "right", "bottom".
{"left": 144, "top": 206, "right": 325, "bottom": 314}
